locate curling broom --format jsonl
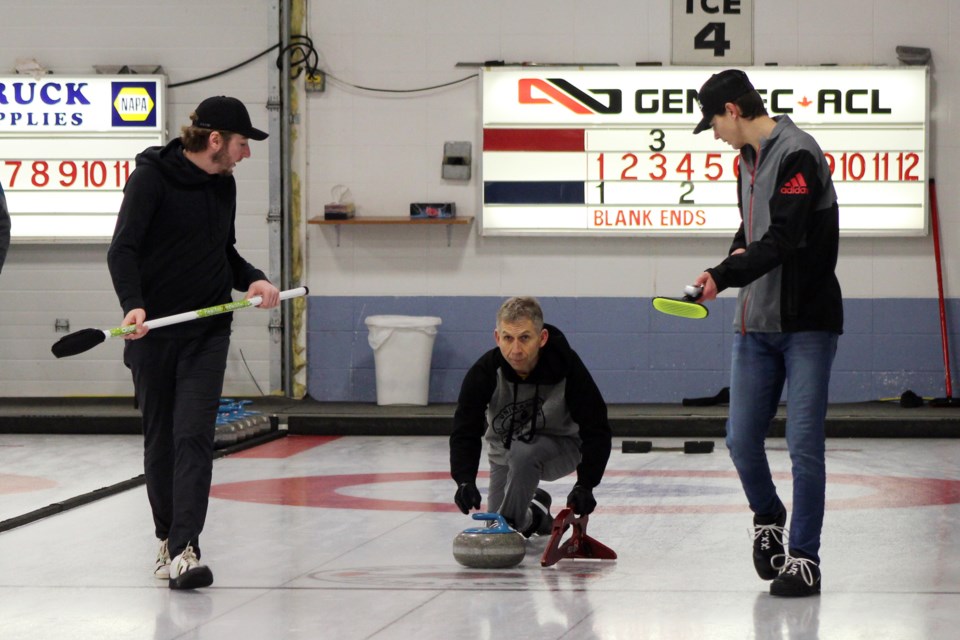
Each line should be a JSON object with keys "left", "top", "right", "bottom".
{"left": 51, "top": 286, "right": 308, "bottom": 359}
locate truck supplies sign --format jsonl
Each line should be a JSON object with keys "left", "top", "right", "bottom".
{"left": 0, "top": 75, "right": 165, "bottom": 241}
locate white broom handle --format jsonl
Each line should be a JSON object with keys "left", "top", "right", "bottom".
{"left": 109, "top": 286, "right": 308, "bottom": 337}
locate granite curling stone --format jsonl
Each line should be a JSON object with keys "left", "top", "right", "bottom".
{"left": 453, "top": 512, "right": 526, "bottom": 568}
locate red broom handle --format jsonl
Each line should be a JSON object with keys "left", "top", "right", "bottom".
{"left": 929, "top": 178, "right": 953, "bottom": 398}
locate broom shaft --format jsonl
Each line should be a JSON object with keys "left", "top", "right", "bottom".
{"left": 930, "top": 179, "right": 953, "bottom": 398}
{"left": 107, "top": 287, "right": 308, "bottom": 338}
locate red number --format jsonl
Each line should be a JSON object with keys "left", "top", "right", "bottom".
{"left": 31, "top": 161, "right": 50, "bottom": 187}
{"left": 900, "top": 153, "right": 919, "bottom": 181}
{"left": 704, "top": 153, "right": 723, "bottom": 181}
{"left": 732, "top": 155, "right": 740, "bottom": 179}
{"left": 4, "top": 160, "right": 22, "bottom": 186}
{"left": 596, "top": 153, "right": 604, "bottom": 180}
{"left": 620, "top": 153, "right": 639, "bottom": 180}
{"left": 873, "top": 153, "right": 889, "bottom": 181}
{"left": 648, "top": 153, "right": 667, "bottom": 180}
{"left": 59, "top": 161, "right": 77, "bottom": 187}
{"left": 85, "top": 161, "right": 107, "bottom": 187}
{"left": 842, "top": 153, "right": 865, "bottom": 181}
{"left": 675, "top": 153, "right": 693, "bottom": 180}
{"left": 824, "top": 153, "right": 835, "bottom": 176}
{"left": 113, "top": 161, "right": 131, "bottom": 186}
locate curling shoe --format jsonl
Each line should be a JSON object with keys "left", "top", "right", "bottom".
{"left": 752, "top": 506, "right": 787, "bottom": 580}
{"left": 522, "top": 488, "right": 553, "bottom": 538}
{"left": 770, "top": 556, "right": 821, "bottom": 597}
{"left": 154, "top": 538, "right": 171, "bottom": 580}
{"left": 168, "top": 544, "right": 213, "bottom": 590}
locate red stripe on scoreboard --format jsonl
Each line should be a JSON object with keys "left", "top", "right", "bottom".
{"left": 483, "top": 128, "right": 585, "bottom": 152}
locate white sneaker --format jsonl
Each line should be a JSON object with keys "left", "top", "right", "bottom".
{"left": 154, "top": 539, "right": 170, "bottom": 580}
{"left": 168, "top": 544, "right": 213, "bottom": 590}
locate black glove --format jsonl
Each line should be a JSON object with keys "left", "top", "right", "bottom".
{"left": 566, "top": 484, "right": 596, "bottom": 516}
{"left": 454, "top": 481, "right": 482, "bottom": 514}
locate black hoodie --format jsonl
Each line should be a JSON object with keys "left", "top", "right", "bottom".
{"left": 107, "top": 139, "right": 266, "bottom": 337}
{"left": 0, "top": 183, "right": 9, "bottom": 274}
{"left": 450, "top": 323, "right": 611, "bottom": 490}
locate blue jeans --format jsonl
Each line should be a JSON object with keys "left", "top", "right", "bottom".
{"left": 726, "top": 331, "right": 838, "bottom": 564}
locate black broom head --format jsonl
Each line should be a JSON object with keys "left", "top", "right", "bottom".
{"left": 51, "top": 328, "right": 107, "bottom": 359}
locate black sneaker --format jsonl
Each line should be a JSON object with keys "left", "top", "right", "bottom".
{"left": 522, "top": 488, "right": 553, "bottom": 537}
{"left": 770, "top": 556, "right": 821, "bottom": 597}
{"left": 752, "top": 507, "right": 787, "bottom": 580}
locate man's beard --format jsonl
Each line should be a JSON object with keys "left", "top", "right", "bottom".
{"left": 211, "top": 146, "right": 234, "bottom": 175}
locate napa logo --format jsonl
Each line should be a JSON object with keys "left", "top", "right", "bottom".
{"left": 111, "top": 81, "right": 158, "bottom": 127}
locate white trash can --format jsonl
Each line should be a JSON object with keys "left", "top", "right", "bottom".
{"left": 365, "top": 315, "right": 442, "bottom": 405}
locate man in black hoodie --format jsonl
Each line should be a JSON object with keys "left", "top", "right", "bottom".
{"left": 450, "top": 297, "right": 611, "bottom": 537}
{"left": 107, "top": 96, "right": 279, "bottom": 590}
{"left": 0, "top": 182, "right": 10, "bottom": 274}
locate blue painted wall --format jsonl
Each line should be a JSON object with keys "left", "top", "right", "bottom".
{"left": 307, "top": 297, "right": 958, "bottom": 404}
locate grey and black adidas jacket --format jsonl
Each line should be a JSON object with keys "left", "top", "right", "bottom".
{"left": 706, "top": 115, "right": 843, "bottom": 334}
{"left": 449, "top": 324, "right": 611, "bottom": 489}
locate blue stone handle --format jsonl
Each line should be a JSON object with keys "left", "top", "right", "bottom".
{"left": 463, "top": 512, "right": 514, "bottom": 534}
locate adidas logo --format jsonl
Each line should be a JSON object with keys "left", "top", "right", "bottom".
{"left": 780, "top": 173, "right": 808, "bottom": 195}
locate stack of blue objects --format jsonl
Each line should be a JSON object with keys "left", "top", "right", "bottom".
{"left": 214, "top": 398, "right": 273, "bottom": 448}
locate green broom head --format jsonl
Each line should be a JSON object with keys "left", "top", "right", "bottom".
{"left": 652, "top": 296, "right": 709, "bottom": 319}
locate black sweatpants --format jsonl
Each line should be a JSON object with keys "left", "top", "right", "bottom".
{"left": 124, "top": 332, "right": 229, "bottom": 559}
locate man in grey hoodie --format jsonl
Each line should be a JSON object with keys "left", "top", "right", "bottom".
{"left": 450, "top": 297, "right": 611, "bottom": 537}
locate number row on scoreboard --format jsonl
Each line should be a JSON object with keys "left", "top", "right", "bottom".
{"left": 2, "top": 159, "right": 133, "bottom": 190}
{"left": 594, "top": 150, "right": 921, "bottom": 183}
{"left": 483, "top": 150, "right": 923, "bottom": 184}
{"left": 586, "top": 178, "right": 924, "bottom": 206}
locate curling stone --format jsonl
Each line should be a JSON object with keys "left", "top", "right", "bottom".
{"left": 453, "top": 512, "right": 526, "bottom": 569}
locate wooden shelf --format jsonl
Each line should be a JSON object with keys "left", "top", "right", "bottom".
{"left": 308, "top": 215, "right": 473, "bottom": 246}
{"left": 309, "top": 215, "right": 472, "bottom": 226}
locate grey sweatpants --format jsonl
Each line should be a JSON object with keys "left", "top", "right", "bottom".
{"left": 486, "top": 434, "right": 581, "bottom": 531}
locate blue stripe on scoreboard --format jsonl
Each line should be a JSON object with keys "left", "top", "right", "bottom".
{"left": 484, "top": 181, "right": 585, "bottom": 204}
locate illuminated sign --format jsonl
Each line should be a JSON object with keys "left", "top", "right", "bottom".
{"left": 672, "top": 0, "right": 754, "bottom": 65}
{"left": 0, "top": 75, "right": 165, "bottom": 241}
{"left": 112, "top": 84, "right": 157, "bottom": 125}
{"left": 481, "top": 66, "right": 928, "bottom": 237}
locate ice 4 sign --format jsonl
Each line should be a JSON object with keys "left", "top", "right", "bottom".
{"left": 672, "top": 0, "right": 754, "bottom": 66}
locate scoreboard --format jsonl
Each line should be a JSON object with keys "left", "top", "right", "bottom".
{"left": 0, "top": 75, "right": 166, "bottom": 241}
{"left": 481, "top": 66, "right": 928, "bottom": 237}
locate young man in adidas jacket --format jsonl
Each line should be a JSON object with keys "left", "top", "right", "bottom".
{"left": 690, "top": 70, "right": 843, "bottom": 598}
{"left": 449, "top": 297, "right": 611, "bottom": 537}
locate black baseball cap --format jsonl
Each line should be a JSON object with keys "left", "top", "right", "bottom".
{"left": 692, "top": 69, "right": 756, "bottom": 134}
{"left": 191, "top": 96, "right": 268, "bottom": 140}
